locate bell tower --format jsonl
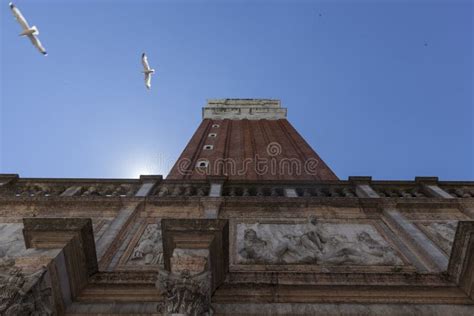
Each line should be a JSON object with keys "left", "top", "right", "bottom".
{"left": 167, "top": 99, "right": 338, "bottom": 181}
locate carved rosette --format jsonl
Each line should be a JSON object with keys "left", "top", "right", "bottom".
{"left": 156, "top": 270, "right": 212, "bottom": 316}
{"left": 0, "top": 259, "right": 53, "bottom": 316}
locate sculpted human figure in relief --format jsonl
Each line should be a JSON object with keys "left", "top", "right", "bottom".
{"left": 0, "top": 258, "right": 53, "bottom": 316}
{"left": 239, "top": 218, "right": 327, "bottom": 264}
{"left": 238, "top": 218, "right": 403, "bottom": 266}
{"left": 130, "top": 223, "right": 164, "bottom": 266}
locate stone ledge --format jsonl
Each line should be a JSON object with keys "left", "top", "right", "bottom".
{"left": 203, "top": 99, "right": 287, "bottom": 120}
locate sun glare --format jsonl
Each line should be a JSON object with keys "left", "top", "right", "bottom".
{"left": 122, "top": 153, "right": 172, "bottom": 178}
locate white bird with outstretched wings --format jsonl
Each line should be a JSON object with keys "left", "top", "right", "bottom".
{"left": 141, "top": 53, "right": 155, "bottom": 90}
{"left": 9, "top": 2, "right": 47, "bottom": 55}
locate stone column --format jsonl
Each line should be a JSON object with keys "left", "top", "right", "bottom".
{"left": 157, "top": 219, "right": 229, "bottom": 315}
{"left": 157, "top": 249, "right": 212, "bottom": 315}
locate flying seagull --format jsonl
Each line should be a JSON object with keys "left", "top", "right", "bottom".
{"left": 9, "top": 2, "right": 47, "bottom": 55}
{"left": 141, "top": 53, "right": 155, "bottom": 90}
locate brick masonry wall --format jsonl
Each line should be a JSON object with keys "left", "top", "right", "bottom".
{"left": 167, "top": 119, "right": 338, "bottom": 181}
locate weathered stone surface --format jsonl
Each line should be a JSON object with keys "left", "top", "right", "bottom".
{"left": 0, "top": 223, "right": 26, "bottom": 258}
{"left": 156, "top": 270, "right": 212, "bottom": 316}
{"left": 236, "top": 221, "right": 403, "bottom": 266}
{"left": 170, "top": 249, "right": 209, "bottom": 274}
{"left": 0, "top": 258, "right": 53, "bottom": 316}
{"left": 447, "top": 221, "right": 474, "bottom": 300}
{"left": 418, "top": 221, "right": 458, "bottom": 254}
{"left": 129, "top": 223, "right": 163, "bottom": 266}
{"left": 383, "top": 209, "right": 449, "bottom": 272}
{"left": 213, "top": 303, "right": 474, "bottom": 316}
{"left": 203, "top": 99, "right": 287, "bottom": 120}
{"left": 156, "top": 247, "right": 212, "bottom": 315}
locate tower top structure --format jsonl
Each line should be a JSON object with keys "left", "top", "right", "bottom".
{"left": 203, "top": 98, "right": 287, "bottom": 120}
{"left": 168, "top": 98, "right": 338, "bottom": 181}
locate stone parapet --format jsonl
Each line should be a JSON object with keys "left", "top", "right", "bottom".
{"left": 203, "top": 99, "right": 287, "bottom": 120}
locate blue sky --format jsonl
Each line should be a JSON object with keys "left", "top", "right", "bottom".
{"left": 1, "top": 0, "right": 472, "bottom": 180}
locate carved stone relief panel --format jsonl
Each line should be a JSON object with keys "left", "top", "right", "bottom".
{"left": 417, "top": 221, "right": 458, "bottom": 255}
{"left": 126, "top": 222, "right": 164, "bottom": 267}
{"left": 235, "top": 221, "right": 404, "bottom": 266}
{"left": 0, "top": 224, "right": 26, "bottom": 259}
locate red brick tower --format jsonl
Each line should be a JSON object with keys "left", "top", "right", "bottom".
{"left": 167, "top": 99, "right": 338, "bottom": 181}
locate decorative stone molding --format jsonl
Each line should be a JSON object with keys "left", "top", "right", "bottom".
{"left": 1, "top": 175, "right": 473, "bottom": 202}
{"left": 0, "top": 178, "right": 140, "bottom": 198}
{"left": 224, "top": 185, "right": 284, "bottom": 197}
{"left": 78, "top": 183, "right": 137, "bottom": 197}
{"left": 443, "top": 187, "right": 474, "bottom": 198}
{"left": 375, "top": 186, "right": 426, "bottom": 198}
{"left": 154, "top": 183, "right": 209, "bottom": 197}
{"left": 15, "top": 183, "right": 69, "bottom": 197}
{"left": 203, "top": 99, "right": 287, "bottom": 120}
{"left": 296, "top": 186, "right": 356, "bottom": 198}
